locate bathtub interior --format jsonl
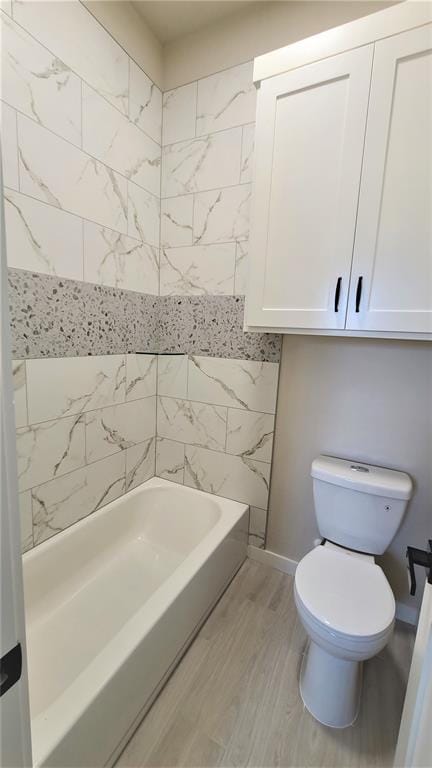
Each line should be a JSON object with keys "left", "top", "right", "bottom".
{"left": 23, "top": 479, "right": 241, "bottom": 722}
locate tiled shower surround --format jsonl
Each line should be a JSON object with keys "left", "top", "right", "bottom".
{"left": 2, "top": 1, "right": 280, "bottom": 554}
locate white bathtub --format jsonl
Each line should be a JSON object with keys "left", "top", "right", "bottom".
{"left": 23, "top": 477, "right": 249, "bottom": 767}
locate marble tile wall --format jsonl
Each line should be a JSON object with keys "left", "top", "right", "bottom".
{"left": 1, "top": 2, "right": 161, "bottom": 289}
{"left": 157, "top": 62, "right": 278, "bottom": 548}
{"left": 3, "top": 3, "right": 279, "bottom": 552}
{"left": 156, "top": 353, "right": 278, "bottom": 547}
{"left": 1, "top": 1, "right": 161, "bottom": 553}
{"left": 14, "top": 354, "right": 157, "bottom": 550}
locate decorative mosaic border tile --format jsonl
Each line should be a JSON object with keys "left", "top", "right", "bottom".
{"left": 8, "top": 269, "right": 281, "bottom": 363}
{"left": 8, "top": 269, "right": 158, "bottom": 359}
{"left": 158, "top": 296, "right": 281, "bottom": 363}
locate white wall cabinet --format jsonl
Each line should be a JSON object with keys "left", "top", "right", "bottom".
{"left": 246, "top": 8, "right": 432, "bottom": 339}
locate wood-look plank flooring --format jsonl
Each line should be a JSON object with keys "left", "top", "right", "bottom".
{"left": 116, "top": 559, "right": 415, "bottom": 768}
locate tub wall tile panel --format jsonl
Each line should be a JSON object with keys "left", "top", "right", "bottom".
{"left": 0, "top": 12, "right": 82, "bottom": 146}
{"left": 129, "top": 60, "right": 162, "bottom": 144}
{"left": 196, "top": 62, "right": 256, "bottom": 136}
{"left": 1, "top": 102, "right": 19, "bottom": 190}
{"left": 32, "top": 451, "right": 127, "bottom": 546}
{"left": 4, "top": 189, "right": 84, "bottom": 279}
{"left": 82, "top": 84, "right": 161, "bottom": 198}
{"left": 83, "top": 222, "right": 159, "bottom": 295}
{"left": 158, "top": 61, "right": 279, "bottom": 546}
{"left": 3, "top": 8, "right": 280, "bottom": 554}
{"left": 125, "top": 437, "right": 156, "bottom": 491}
{"left": 15, "top": 355, "right": 157, "bottom": 550}
{"left": 162, "top": 82, "right": 197, "bottom": 146}
{"left": 12, "top": 359, "right": 27, "bottom": 428}
{"left": 19, "top": 491, "right": 33, "bottom": 553}
{"left": 160, "top": 243, "right": 236, "bottom": 296}
{"left": 85, "top": 396, "right": 156, "bottom": 463}
{"left": 12, "top": 0, "right": 129, "bottom": 115}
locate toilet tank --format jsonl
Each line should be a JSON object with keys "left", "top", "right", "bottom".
{"left": 311, "top": 456, "right": 413, "bottom": 555}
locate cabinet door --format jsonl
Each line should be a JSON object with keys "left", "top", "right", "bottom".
{"left": 347, "top": 25, "right": 432, "bottom": 333}
{"left": 246, "top": 45, "right": 373, "bottom": 329}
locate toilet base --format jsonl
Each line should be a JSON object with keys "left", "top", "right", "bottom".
{"left": 299, "top": 641, "right": 363, "bottom": 728}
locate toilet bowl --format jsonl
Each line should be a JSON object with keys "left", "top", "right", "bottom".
{"left": 294, "top": 542, "right": 395, "bottom": 728}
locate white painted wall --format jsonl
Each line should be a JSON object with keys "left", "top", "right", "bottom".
{"left": 163, "top": 0, "right": 396, "bottom": 90}
{"left": 268, "top": 335, "right": 432, "bottom": 614}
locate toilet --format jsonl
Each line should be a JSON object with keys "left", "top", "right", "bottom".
{"left": 294, "top": 455, "right": 412, "bottom": 729}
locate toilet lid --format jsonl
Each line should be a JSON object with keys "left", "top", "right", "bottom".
{"left": 295, "top": 545, "right": 395, "bottom": 638}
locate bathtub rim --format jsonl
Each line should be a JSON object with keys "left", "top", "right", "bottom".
{"left": 24, "top": 477, "right": 249, "bottom": 766}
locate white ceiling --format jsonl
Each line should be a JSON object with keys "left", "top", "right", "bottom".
{"left": 132, "top": 1, "right": 260, "bottom": 44}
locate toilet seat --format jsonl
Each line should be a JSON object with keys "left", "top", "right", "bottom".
{"left": 295, "top": 544, "right": 395, "bottom": 640}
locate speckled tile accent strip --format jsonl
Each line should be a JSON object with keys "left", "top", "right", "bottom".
{"left": 158, "top": 296, "right": 281, "bottom": 363}
{"left": 8, "top": 270, "right": 280, "bottom": 362}
{"left": 8, "top": 269, "right": 158, "bottom": 358}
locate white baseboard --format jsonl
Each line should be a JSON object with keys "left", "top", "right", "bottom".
{"left": 247, "top": 546, "right": 418, "bottom": 626}
{"left": 247, "top": 545, "right": 298, "bottom": 576}
{"left": 395, "top": 601, "right": 419, "bottom": 626}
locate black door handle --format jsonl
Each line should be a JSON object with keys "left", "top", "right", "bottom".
{"left": 0, "top": 643, "right": 22, "bottom": 697}
{"left": 355, "top": 276, "right": 363, "bottom": 313}
{"left": 406, "top": 541, "right": 432, "bottom": 596}
{"left": 334, "top": 277, "right": 342, "bottom": 313}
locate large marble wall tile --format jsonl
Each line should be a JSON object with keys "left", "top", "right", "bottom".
{"left": 1, "top": 13, "right": 81, "bottom": 146}
{"left": 157, "top": 354, "right": 188, "bottom": 399}
{"left": 160, "top": 243, "right": 235, "bottom": 296}
{"left": 161, "top": 195, "right": 193, "bottom": 248}
{"left": 12, "top": 359, "right": 27, "bottom": 427}
{"left": 156, "top": 437, "right": 185, "bottom": 483}
{"left": 196, "top": 62, "right": 256, "bottom": 136}
{"left": 26, "top": 355, "right": 126, "bottom": 423}
{"left": 161, "top": 128, "right": 242, "bottom": 197}
{"left": 125, "top": 437, "right": 155, "bottom": 491}
{"left": 162, "top": 82, "right": 197, "bottom": 146}
{"left": 249, "top": 506, "right": 267, "bottom": 548}
{"left": 193, "top": 184, "right": 251, "bottom": 244}
{"left": 86, "top": 396, "right": 156, "bottom": 462}
{"left": 127, "top": 181, "right": 160, "bottom": 248}
{"left": 32, "top": 451, "right": 126, "bottom": 545}
{"left": 157, "top": 396, "right": 227, "bottom": 452}
{"left": 83, "top": 221, "right": 158, "bottom": 295}
{"left": 5, "top": 189, "right": 83, "bottom": 279}
{"left": 226, "top": 409, "right": 274, "bottom": 462}
{"left": 1, "top": 102, "right": 19, "bottom": 190}
{"left": 240, "top": 124, "right": 254, "bottom": 184}
{"left": 126, "top": 354, "right": 157, "bottom": 401}
{"left": 17, "top": 413, "right": 85, "bottom": 491}
{"left": 234, "top": 241, "right": 249, "bottom": 295}
{"left": 158, "top": 296, "right": 282, "bottom": 363}
{"left": 13, "top": 0, "right": 129, "bottom": 115}
{"left": 129, "top": 61, "right": 162, "bottom": 144}
{"left": 82, "top": 84, "right": 161, "bottom": 197}
{"left": 184, "top": 445, "right": 270, "bottom": 509}
{"left": 18, "top": 115, "right": 128, "bottom": 234}
{"left": 187, "top": 356, "right": 279, "bottom": 413}
{"left": 19, "top": 490, "right": 33, "bottom": 552}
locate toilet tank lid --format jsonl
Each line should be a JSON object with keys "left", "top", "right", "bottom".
{"left": 311, "top": 456, "right": 413, "bottom": 500}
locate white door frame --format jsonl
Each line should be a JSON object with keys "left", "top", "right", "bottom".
{"left": 0, "top": 142, "right": 33, "bottom": 765}
{"left": 395, "top": 582, "right": 432, "bottom": 767}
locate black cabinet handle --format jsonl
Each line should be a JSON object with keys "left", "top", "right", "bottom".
{"left": 0, "top": 643, "right": 22, "bottom": 697}
{"left": 355, "top": 276, "right": 363, "bottom": 313}
{"left": 334, "top": 277, "right": 342, "bottom": 313}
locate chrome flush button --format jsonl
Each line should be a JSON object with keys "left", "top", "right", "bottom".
{"left": 350, "top": 464, "right": 369, "bottom": 473}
